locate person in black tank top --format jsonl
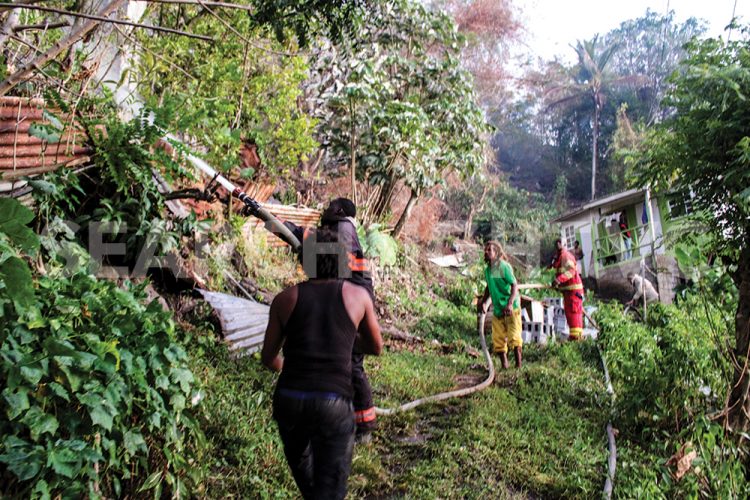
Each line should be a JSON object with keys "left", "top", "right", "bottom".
{"left": 262, "top": 227, "right": 382, "bottom": 500}
{"left": 283, "top": 198, "right": 379, "bottom": 442}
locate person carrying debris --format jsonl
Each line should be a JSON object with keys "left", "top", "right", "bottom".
{"left": 261, "top": 226, "right": 383, "bottom": 500}
{"left": 477, "top": 241, "right": 522, "bottom": 369}
{"left": 550, "top": 239, "right": 585, "bottom": 340}
{"left": 626, "top": 272, "right": 659, "bottom": 307}
{"left": 283, "top": 198, "right": 378, "bottom": 443}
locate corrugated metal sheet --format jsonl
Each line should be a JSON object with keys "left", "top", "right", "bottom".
{"left": 240, "top": 181, "right": 275, "bottom": 203}
{"left": 253, "top": 202, "right": 321, "bottom": 247}
{"left": 0, "top": 96, "right": 91, "bottom": 182}
{"left": 198, "top": 289, "right": 270, "bottom": 355}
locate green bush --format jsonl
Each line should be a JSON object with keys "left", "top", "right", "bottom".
{"left": 596, "top": 300, "right": 727, "bottom": 436}
{"left": 0, "top": 199, "right": 201, "bottom": 498}
{"left": 596, "top": 295, "right": 745, "bottom": 498}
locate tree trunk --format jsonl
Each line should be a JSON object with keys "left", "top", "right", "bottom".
{"left": 0, "top": 9, "right": 19, "bottom": 52}
{"left": 0, "top": 0, "right": 128, "bottom": 96}
{"left": 727, "top": 246, "right": 750, "bottom": 433}
{"left": 591, "top": 99, "right": 600, "bottom": 201}
{"left": 371, "top": 177, "right": 396, "bottom": 221}
{"left": 464, "top": 182, "right": 489, "bottom": 240}
{"left": 463, "top": 207, "right": 475, "bottom": 241}
{"left": 391, "top": 188, "right": 419, "bottom": 239}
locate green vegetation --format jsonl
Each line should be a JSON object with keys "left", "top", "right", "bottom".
{"left": 632, "top": 29, "right": 750, "bottom": 434}
{"left": 596, "top": 295, "right": 748, "bottom": 498}
{"left": 181, "top": 324, "right": 296, "bottom": 497}
{"left": 0, "top": 200, "right": 201, "bottom": 497}
{"left": 1, "top": 0, "right": 750, "bottom": 497}
{"left": 361, "top": 342, "right": 608, "bottom": 499}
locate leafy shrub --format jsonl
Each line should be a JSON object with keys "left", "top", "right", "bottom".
{"left": 0, "top": 199, "right": 201, "bottom": 497}
{"left": 33, "top": 99, "right": 195, "bottom": 273}
{"left": 597, "top": 294, "right": 745, "bottom": 498}
{"left": 442, "top": 277, "right": 478, "bottom": 309}
{"left": 596, "top": 300, "right": 727, "bottom": 436}
{"left": 359, "top": 224, "right": 399, "bottom": 267}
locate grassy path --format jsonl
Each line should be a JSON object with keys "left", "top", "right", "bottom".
{"left": 350, "top": 342, "right": 609, "bottom": 499}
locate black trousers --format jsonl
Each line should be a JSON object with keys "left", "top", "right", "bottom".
{"left": 273, "top": 392, "right": 355, "bottom": 500}
{"left": 349, "top": 276, "right": 377, "bottom": 431}
{"left": 351, "top": 352, "right": 375, "bottom": 430}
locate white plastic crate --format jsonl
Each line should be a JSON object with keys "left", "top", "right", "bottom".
{"left": 521, "top": 330, "right": 532, "bottom": 343}
{"left": 544, "top": 297, "right": 563, "bottom": 308}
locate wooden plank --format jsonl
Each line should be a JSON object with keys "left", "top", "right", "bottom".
{"left": 0, "top": 131, "right": 85, "bottom": 145}
{"left": 0, "top": 96, "right": 46, "bottom": 107}
{"left": 249, "top": 202, "right": 321, "bottom": 248}
{"left": 0, "top": 154, "right": 81, "bottom": 168}
{"left": 0, "top": 156, "right": 90, "bottom": 180}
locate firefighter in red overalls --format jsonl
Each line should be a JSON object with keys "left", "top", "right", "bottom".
{"left": 549, "top": 239, "right": 585, "bottom": 340}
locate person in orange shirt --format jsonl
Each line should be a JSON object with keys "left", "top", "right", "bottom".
{"left": 549, "top": 239, "right": 585, "bottom": 340}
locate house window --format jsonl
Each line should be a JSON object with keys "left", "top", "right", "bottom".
{"left": 667, "top": 191, "right": 694, "bottom": 218}
{"left": 564, "top": 225, "right": 575, "bottom": 249}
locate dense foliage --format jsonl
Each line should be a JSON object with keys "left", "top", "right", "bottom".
{"left": 309, "top": 0, "right": 489, "bottom": 226}
{"left": 596, "top": 286, "right": 749, "bottom": 498}
{"left": 0, "top": 199, "right": 201, "bottom": 497}
{"left": 138, "top": 1, "right": 318, "bottom": 175}
{"left": 634, "top": 27, "right": 750, "bottom": 433}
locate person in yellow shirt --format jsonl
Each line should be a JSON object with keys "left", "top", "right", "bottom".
{"left": 477, "top": 241, "right": 522, "bottom": 369}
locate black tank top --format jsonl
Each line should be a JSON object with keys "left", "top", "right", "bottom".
{"left": 277, "top": 280, "right": 358, "bottom": 398}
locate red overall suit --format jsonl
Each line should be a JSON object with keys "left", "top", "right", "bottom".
{"left": 552, "top": 248, "right": 584, "bottom": 340}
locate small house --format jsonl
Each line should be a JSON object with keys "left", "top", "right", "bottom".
{"left": 552, "top": 188, "right": 692, "bottom": 303}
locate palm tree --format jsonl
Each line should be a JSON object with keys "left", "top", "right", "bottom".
{"left": 546, "top": 35, "right": 622, "bottom": 200}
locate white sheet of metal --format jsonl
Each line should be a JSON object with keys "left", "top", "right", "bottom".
{"left": 198, "top": 290, "right": 270, "bottom": 355}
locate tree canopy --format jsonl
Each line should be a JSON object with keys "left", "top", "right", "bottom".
{"left": 634, "top": 28, "right": 750, "bottom": 433}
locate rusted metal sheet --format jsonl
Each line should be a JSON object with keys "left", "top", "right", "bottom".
{"left": 0, "top": 96, "right": 90, "bottom": 181}
{"left": 252, "top": 202, "right": 321, "bottom": 247}
{"left": 198, "top": 290, "right": 270, "bottom": 355}
{"left": 240, "top": 181, "right": 276, "bottom": 203}
{"left": 0, "top": 144, "right": 90, "bottom": 157}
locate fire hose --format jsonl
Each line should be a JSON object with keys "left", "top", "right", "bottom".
{"left": 375, "top": 311, "right": 494, "bottom": 415}
{"left": 374, "top": 284, "right": 617, "bottom": 498}
{"left": 156, "top": 136, "right": 615, "bottom": 492}
{"left": 161, "top": 134, "right": 301, "bottom": 252}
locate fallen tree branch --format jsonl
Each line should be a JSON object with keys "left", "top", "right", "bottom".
{"left": 0, "top": 3, "right": 213, "bottom": 42}
{"left": 13, "top": 21, "right": 70, "bottom": 32}
{"left": 6, "top": 34, "right": 80, "bottom": 96}
{"left": 382, "top": 326, "right": 424, "bottom": 343}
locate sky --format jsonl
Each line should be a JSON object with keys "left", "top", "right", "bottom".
{"left": 515, "top": 0, "right": 750, "bottom": 63}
